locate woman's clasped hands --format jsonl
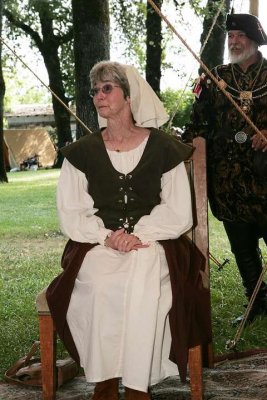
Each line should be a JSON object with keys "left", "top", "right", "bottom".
{"left": 105, "top": 228, "right": 149, "bottom": 252}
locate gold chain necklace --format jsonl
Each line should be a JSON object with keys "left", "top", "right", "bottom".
{"left": 231, "top": 58, "right": 264, "bottom": 113}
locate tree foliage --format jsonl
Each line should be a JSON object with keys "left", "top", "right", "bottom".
{"left": 110, "top": 0, "right": 147, "bottom": 71}
{"left": 4, "top": 0, "right": 74, "bottom": 96}
{"left": 4, "top": 0, "right": 74, "bottom": 166}
{"left": 199, "top": 0, "right": 231, "bottom": 73}
{"left": 161, "top": 88, "right": 194, "bottom": 129}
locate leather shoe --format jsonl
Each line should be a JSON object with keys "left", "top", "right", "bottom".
{"left": 125, "top": 387, "right": 151, "bottom": 399}
{"left": 92, "top": 378, "right": 119, "bottom": 400}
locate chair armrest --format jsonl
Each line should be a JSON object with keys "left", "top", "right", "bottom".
{"left": 36, "top": 287, "right": 51, "bottom": 315}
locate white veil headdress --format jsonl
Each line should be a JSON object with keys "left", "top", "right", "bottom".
{"left": 97, "top": 64, "right": 169, "bottom": 129}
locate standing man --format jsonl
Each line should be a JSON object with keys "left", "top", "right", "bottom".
{"left": 183, "top": 13, "right": 267, "bottom": 325}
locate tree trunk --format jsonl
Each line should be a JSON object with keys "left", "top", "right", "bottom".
{"left": 37, "top": 7, "right": 73, "bottom": 167}
{"left": 146, "top": 0, "right": 163, "bottom": 95}
{"left": 199, "top": 0, "right": 231, "bottom": 73}
{"left": 0, "top": 0, "right": 7, "bottom": 183}
{"left": 72, "top": 0, "right": 110, "bottom": 138}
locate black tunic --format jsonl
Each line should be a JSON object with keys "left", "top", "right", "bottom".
{"left": 184, "top": 53, "right": 267, "bottom": 225}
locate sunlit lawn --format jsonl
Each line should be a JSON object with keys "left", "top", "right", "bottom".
{"left": 0, "top": 169, "right": 266, "bottom": 381}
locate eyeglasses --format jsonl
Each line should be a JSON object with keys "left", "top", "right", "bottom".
{"left": 89, "top": 84, "right": 120, "bottom": 98}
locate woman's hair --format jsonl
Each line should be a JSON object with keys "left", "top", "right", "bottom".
{"left": 90, "top": 61, "right": 130, "bottom": 98}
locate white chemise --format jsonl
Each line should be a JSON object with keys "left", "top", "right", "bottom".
{"left": 57, "top": 137, "right": 193, "bottom": 392}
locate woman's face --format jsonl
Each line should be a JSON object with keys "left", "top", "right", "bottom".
{"left": 91, "top": 80, "right": 129, "bottom": 120}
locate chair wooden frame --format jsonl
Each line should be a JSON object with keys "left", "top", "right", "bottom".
{"left": 187, "top": 137, "right": 213, "bottom": 399}
{"left": 36, "top": 136, "right": 212, "bottom": 400}
{"left": 38, "top": 314, "right": 56, "bottom": 400}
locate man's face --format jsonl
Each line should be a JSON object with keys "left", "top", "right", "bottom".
{"left": 228, "top": 30, "right": 258, "bottom": 64}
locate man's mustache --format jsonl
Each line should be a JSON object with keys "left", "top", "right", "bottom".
{"left": 229, "top": 45, "right": 242, "bottom": 51}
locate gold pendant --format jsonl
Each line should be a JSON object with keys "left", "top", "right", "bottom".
{"left": 242, "top": 105, "right": 249, "bottom": 113}
{"left": 239, "top": 91, "right": 252, "bottom": 100}
{"left": 239, "top": 91, "right": 253, "bottom": 113}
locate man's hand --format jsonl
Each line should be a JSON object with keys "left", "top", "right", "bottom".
{"left": 251, "top": 129, "right": 267, "bottom": 152}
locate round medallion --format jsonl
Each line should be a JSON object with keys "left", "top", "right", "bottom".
{"left": 234, "top": 131, "right": 248, "bottom": 143}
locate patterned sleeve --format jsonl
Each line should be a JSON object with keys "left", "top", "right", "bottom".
{"left": 183, "top": 73, "right": 213, "bottom": 142}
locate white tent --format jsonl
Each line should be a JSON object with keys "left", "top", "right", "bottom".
{"left": 4, "top": 128, "right": 57, "bottom": 169}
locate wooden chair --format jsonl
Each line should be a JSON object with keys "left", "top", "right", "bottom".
{"left": 186, "top": 137, "right": 213, "bottom": 399}
{"left": 36, "top": 287, "right": 57, "bottom": 400}
{"left": 36, "top": 136, "right": 212, "bottom": 400}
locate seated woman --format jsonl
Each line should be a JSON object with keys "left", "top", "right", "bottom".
{"left": 47, "top": 61, "right": 211, "bottom": 400}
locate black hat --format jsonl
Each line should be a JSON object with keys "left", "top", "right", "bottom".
{"left": 226, "top": 13, "right": 267, "bottom": 46}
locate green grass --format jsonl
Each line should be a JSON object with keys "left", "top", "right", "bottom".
{"left": 0, "top": 169, "right": 66, "bottom": 381}
{"left": 209, "top": 213, "right": 267, "bottom": 356}
{"left": 0, "top": 169, "right": 267, "bottom": 381}
{"left": 0, "top": 169, "right": 60, "bottom": 237}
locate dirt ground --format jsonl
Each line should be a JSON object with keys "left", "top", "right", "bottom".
{"left": 1, "top": 352, "right": 267, "bottom": 400}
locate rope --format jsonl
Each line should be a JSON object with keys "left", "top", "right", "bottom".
{"left": 0, "top": 37, "right": 92, "bottom": 135}
{"left": 147, "top": 0, "right": 266, "bottom": 142}
{"left": 226, "top": 262, "right": 267, "bottom": 350}
{"left": 167, "top": 0, "right": 225, "bottom": 129}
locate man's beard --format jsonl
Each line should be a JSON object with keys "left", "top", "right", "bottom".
{"left": 228, "top": 42, "right": 258, "bottom": 64}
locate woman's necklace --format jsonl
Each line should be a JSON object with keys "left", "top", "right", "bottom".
{"left": 109, "top": 140, "right": 121, "bottom": 152}
{"left": 105, "top": 130, "right": 131, "bottom": 152}
{"left": 231, "top": 58, "right": 264, "bottom": 113}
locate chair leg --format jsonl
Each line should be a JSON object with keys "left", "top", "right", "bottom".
{"left": 39, "top": 314, "right": 57, "bottom": 400}
{"left": 188, "top": 345, "right": 203, "bottom": 400}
